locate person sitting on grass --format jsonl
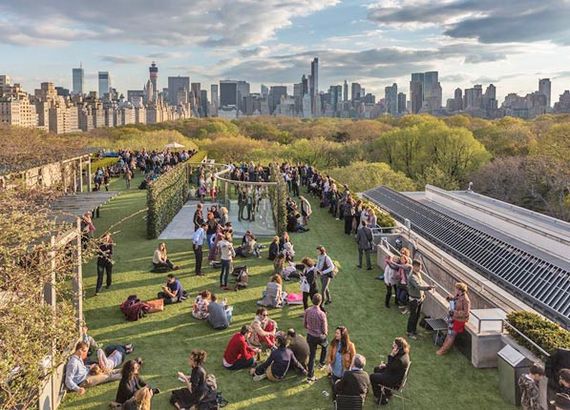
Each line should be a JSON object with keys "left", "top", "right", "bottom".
{"left": 152, "top": 243, "right": 180, "bottom": 272}
{"left": 248, "top": 308, "right": 277, "bottom": 350}
{"left": 223, "top": 325, "right": 260, "bottom": 370}
{"left": 268, "top": 236, "right": 280, "bottom": 261}
{"left": 257, "top": 274, "right": 285, "bottom": 308}
{"left": 286, "top": 329, "right": 310, "bottom": 369}
{"left": 65, "top": 342, "right": 122, "bottom": 395}
{"left": 273, "top": 253, "right": 286, "bottom": 275}
{"left": 192, "top": 290, "right": 211, "bottom": 320}
{"left": 158, "top": 274, "right": 186, "bottom": 304}
{"left": 250, "top": 334, "right": 307, "bottom": 382}
{"left": 171, "top": 350, "right": 209, "bottom": 410}
{"left": 333, "top": 354, "right": 371, "bottom": 402}
{"left": 369, "top": 337, "right": 411, "bottom": 406}
{"left": 96, "top": 343, "right": 135, "bottom": 372}
{"left": 115, "top": 359, "right": 160, "bottom": 407}
{"left": 207, "top": 294, "right": 233, "bottom": 330}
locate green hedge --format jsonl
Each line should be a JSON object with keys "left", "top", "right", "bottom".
{"left": 506, "top": 311, "right": 570, "bottom": 358}
{"left": 269, "top": 163, "right": 288, "bottom": 236}
{"left": 146, "top": 162, "right": 192, "bottom": 239}
{"left": 91, "top": 156, "right": 119, "bottom": 170}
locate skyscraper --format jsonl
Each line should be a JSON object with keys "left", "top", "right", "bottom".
{"left": 200, "top": 90, "right": 208, "bottom": 117}
{"left": 260, "top": 84, "right": 269, "bottom": 98}
{"left": 237, "top": 81, "right": 250, "bottom": 113}
{"left": 454, "top": 88, "right": 463, "bottom": 111}
{"left": 343, "top": 80, "right": 348, "bottom": 102}
{"left": 191, "top": 83, "right": 201, "bottom": 113}
{"left": 385, "top": 83, "right": 398, "bottom": 115}
{"left": 538, "top": 78, "right": 551, "bottom": 109}
{"left": 351, "top": 82, "right": 362, "bottom": 101}
{"left": 98, "top": 71, "right": 110, "bottom": 99}
{"left": 167, "top": 76, "right": 190, "bottom": 105}
{"left": 397, "top": 92, "right": 407, "bottom": 114}
{"left": 149, "top": 62, "right": 158, "bottom": 100}
{"left": 422, "top": 71, "right": 442, "bottom": 111}
{"left": 269, "top": 86, "right": 287, "bottom": 114}
{"left": 310, "top": 58, "right": 318, "bottom": 116}
{"left": 329, "top": 85, "right": 342, "bottom": 113}
{"left": 72, "top": 65, "right": 84, "bottom": 95}
{"left": 211, "top": 84, "right": 219, "bottom": 116}
{"left": 220, "top": 80, "right": 238, "bottom": 107}
{"left": 410, "top": 73, "right": 424, "bottom": 114}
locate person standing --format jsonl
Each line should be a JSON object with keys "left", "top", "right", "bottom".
{"left": 343, "top": 197, "right": 354, "bottom": 235}
{"left": 124, "top": 167, "right": 132, "bottom": 189}
{"left": 437, "top": 282, "right": 471, "bottom": 355}
{"left": 238, "top": 187, "right": 246, "bottom": 222}
{"left": 192, "top": 222, "right": 207, "bottom": 276}
{"left": 356, "top": 220, "right": 374, "bottom": 270}
{"left": 193, "top": 203, "right": 204, "bottom": 231}
{"left": 95, "top": 233, "right": 113, "bottom": 296}
{"left": 406, "top": 260, "right": 434, "bottom": 339}
{"left": 218, "top": 233, "right": 235, "bottom": 290}
{"left": 316, "top": 246, "right": 336, "bottom": 305}
{"left": 301, "top": 257, "right": 319, "bottom": 310}
{"left": 304, "top": 294, "right": 328, "bottom": 383}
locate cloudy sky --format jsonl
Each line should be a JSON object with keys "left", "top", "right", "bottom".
{"left": 2, "top": 0, "right": 570, "bottom": 102}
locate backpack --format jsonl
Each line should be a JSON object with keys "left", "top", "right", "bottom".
{"left": 120, "top": 295, "right": 139, "bottom": 315}
{"left": 197, "top": 374, "right": 228, "bottom": 409}
{"left": 120, "top": 295, "right": 150, "bottom": 321}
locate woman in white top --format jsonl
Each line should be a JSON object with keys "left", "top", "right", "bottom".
{"left": 316, "top": 245, "right": 335, "bottom": 305}
{"left": 152, "top": 243, "right": 179, "bottom": 271}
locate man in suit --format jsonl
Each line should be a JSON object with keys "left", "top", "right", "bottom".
{"left": 333, "top": 354, "right": 371, "bottom": 402}
{"left": 356, "top": 220, "right": 374, "bottom": 270}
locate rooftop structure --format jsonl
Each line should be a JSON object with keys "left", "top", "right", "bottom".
{"left": 364, "top": 184, "right": 570, "bottom": 328}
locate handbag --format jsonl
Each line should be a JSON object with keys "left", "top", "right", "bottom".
{"left": 299, "top": 276, "right": 310, "bottom": 293}
{"left": 146, "top": 298, "right": 164, "bottom": 313}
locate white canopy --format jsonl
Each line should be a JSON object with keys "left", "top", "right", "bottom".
{"left": 164, "top": 142, "right": 185, "bottom": 149}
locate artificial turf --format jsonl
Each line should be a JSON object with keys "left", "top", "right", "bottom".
{"left": 61, "top": 175, "right": 515, "bottom": 410}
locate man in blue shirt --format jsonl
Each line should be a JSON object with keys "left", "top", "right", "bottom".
{"left": 192, "top": 222, "right": 207, "bottom": 276}
{"left": 159, "top": 274, "right": 185, "bottom": 304}
{"left": 65, "top": 342, "right": 121, "bottom": 394}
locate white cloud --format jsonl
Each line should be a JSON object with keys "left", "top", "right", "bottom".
{"left": 0, "top": 0, "right": 340, "bottom": 47}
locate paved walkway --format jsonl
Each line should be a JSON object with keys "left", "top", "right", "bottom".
{"left": 159, "top": 199, "right": 276, "bottom": 239}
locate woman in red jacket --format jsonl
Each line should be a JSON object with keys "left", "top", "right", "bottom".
{"left": 223, "top": 325, "right": 260, "bottom": 370}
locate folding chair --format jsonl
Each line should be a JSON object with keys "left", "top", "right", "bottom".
{"left": 334, "top": 394, "right": 364, "bottom": 410}
{"left": 378, "top": 362, "right": 412, "bottom": 409}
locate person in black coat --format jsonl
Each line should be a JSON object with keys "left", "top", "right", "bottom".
{"left": 116, "top": 359, "right": 158, "bottom": 404}
{"left": 301, "top": 257, "right": 319, "bottom": 310}
{"left": 95, "top": 232, "right": 113, "bottom": 296}
{"left": 171, "top": 350, "right": 208, "bottom": 409}
{"left": 268, "top": 236, "right": 280, "bottom": 261}
{"left": 286, "top": 328, "right": 310, "bottom": 368}
{"left": 370, "top": 337, "right": 410, "bottom": 404}
{"left": 369, "top": 337, "right": 411, "bottom": 405}
{"left": 334, "top": 354, "right": 371, "bottom": 401}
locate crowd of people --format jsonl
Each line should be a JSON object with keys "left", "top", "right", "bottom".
{"left": 68, "top": 160, "right": 570, "bottom": 410}
{"left": 93, "top": 148, "right": 196, "bottom": 191}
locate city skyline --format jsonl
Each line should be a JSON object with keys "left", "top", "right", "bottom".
{"left": 2, "top": 1, "right": 570, "bottom": 101}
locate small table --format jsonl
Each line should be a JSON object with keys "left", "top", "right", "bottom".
{"left": 424, "top": 318, "right": 448, "bottom": 345}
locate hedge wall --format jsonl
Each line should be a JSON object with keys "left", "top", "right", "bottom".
{"left": 147, "top": 162, "right": 192, "bottom": 239}
{"left": 269, "top": 163, "right": 288, "bottom": 236}
{"left": 506, "top": 311, "right": 570, "bottom": 358}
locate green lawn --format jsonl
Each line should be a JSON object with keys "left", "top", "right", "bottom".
{"left": 62, "top": 175, "right": 514, "bottom": 410}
